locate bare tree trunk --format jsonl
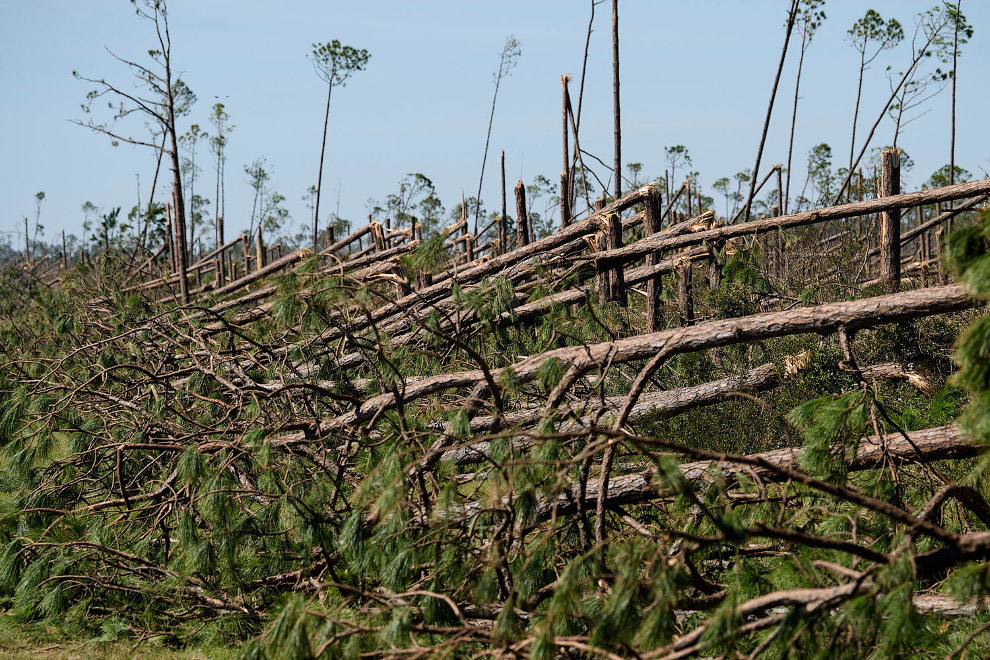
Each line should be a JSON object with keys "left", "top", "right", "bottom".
{"left": 171, "top": 186, "right": 189, "bottom": 303}
{"left": 24, "top": 217, "right": 29, "bottom": 263}
{"left": 879, "top": 148, "right": 901, "bottom": 291}
{"left": 606, "top": 210, "right": 626, "bottom": 305}
{"left": 848, "top": 50, "right": 867, "bottom": 184}
{"left": 165, "top": 202, "right": 175, "bottom": 271}
{"left": 165, "top": 62, "right": 190, "bottom": 302}
{"left": 561, "top": 75, "right": 572, "bottom": 229}
{"left": 500, "top": 151, "right": 507, "bottom": 253}
{"left": 140, "top": 133, "right": 166, "bottom": 250}
{"left": 643, "top": 186, "right": 663, "bottom": 331}
{"left": 677, "top": 261, "right": 693, "bottom": 325}
{"left": 833, "top": 31, "right": 944, "bottom": 204}
{"left": 313, "top": 83, "right": 333, "bottom": 249}
{"left": 612, "top": 0, "right": 621, "bottom": 201}
{"left": 745, "top": 0, "right": 799, "bottom": 222}
{"left": 255, "top": 225, "right": 266, "bottom": 271}
{"left": 514, "top": 181, "right": 529, "bottom": 248}
{"left": 949, "top": 0, "right": 961, "bottom": 220}
{"left": 326, "top": 284, "right": 974, "bottom": 431}
{"left": 785, "top": 30, "right": 808, "bottom": 213}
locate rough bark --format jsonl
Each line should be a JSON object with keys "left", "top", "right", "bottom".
{"left": 879, "top": 148, "right": 901, "bottom": 290}
{"left": 326, "top": 284, "right": 975, "bottom": 429}
{"left": 514, "top": 181, "right": 530, "bottom": 248}
{"left": 643, "top": 186, "right": 664, "bottom": 331}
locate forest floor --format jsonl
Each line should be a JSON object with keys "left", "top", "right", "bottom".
{"left": 0, "top": 626, "right": 231, "bottom": 660}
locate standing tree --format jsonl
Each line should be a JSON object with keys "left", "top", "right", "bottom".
{"left": 473, "top": 36, "right": 521, "bottom": 235}
{"left": 744, "top": 0, "right": 799, "bottom": 222}
{"left": 73, "top": 0, "right": 195, "bottom": 302}
{"left": 309, "top": 40, "right": 370, "bottom": 250}
{"left": 209, "top": 103, "right": 233, "bottom": 270}
{"left": 81, "top": 201, "right": 98, "bottom": 254}
{"left": 712, "top": 177, "right": 731, "bottom": 218}
{"left": 886, "top": 5, "right": 960, "bottom": 149}
{"left": 664, "top": 145, "right": 691, "bottom": 190}
{"left": 784, "top": 0, "right": 826, "bottom": 213}
{"left": 245, "top": 158, "right": 271, "bottom": 242}
{"left": 845, "top": 10, "right": 903, "bottom": 186}
{"left": 611, "top": 0, "right": 621, "bottom": 201}
{"left": 945, "top": 2, "right": 972, "bottom": 187}
{"left": 180, "top": 124, "right": 207, "bottom": 259}
{"left": 32, "top": 192, "right": 45, "bottom": 258}
{"left": 833, "top": 5, "right": 955, "bottom": 203}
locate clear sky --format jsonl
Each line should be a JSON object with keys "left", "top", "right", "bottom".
{"left": 1, "top": 1, "right": 988, "bottom": 246}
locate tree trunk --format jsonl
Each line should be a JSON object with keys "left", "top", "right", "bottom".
{"left": 561, "top": 76, "right": 571, "bottom": 228}
{"left": 606, "top": 209, "right": 626, "bottom": 306}
{"left": 785, "top": 31, "right": 807, "bottom": 213}
{"left": 323, "top": 282, "right": 974, "bottom": 434}
{"left": 677, "top": 261, "right": 693, "bottom": 325}
{"left": 514, "top": 181, "right": 529, "bottom": 248}
{"left": 745, "top": 0, "right": 799, "bottom": 222}
{"left": 848, "top": 49, "right": 867, "bottom": 184}
{"left": 313, "top": 82, "right": 333, "bottom": 249}
{"left": 596, "top": 179, "right": 990, "bottom": 269}
{"left": 612, "top": 0, "right": 621, "bottom": 201}
{"left": 643, "top": 186, "right": 664, "bottom": 331}
{"left": 879, "top": 148, "right": 901, "bottom": 291}
{"left": 500, "top": 151, "right": 508, "bottom": 254}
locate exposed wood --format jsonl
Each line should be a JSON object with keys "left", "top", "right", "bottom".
{"left": 514, "top": 180, "right": 530, "bottom": 248}
{"left": 499, "top": 150, "right": 507, "bottom": 254}
{"left": 325, "top": 284, "right": 976, "bottom": 429}
{"left": 595, "top": 179, "right": 990, "bottom": 269}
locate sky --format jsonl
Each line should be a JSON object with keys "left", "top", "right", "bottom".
{"left": 1, "top": 0, "right": 988, "bottom": 247}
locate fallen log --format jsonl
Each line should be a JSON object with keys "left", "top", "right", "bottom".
{"left": 593, "top": 179, "right": 990, "bottom": 269}
{"left": 440, "top": 360, "right": 930, "bottom": 465}
{"left": 328, "top": 284, "right": 976, "bottom": 429}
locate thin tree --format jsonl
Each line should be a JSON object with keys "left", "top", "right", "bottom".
{"left": 209, "top": 103, "right": 233, "bottom": 265}
{"left": 473, "top": 36, "right": 521, "bottom": 235}
{"left": 245, "top": 158, "right": 270, "bottom": 242}
{"left": 611, "top": 0, "right": 621, "bottom": 201}
{"left": 73, "top": 0, "right": 195, "bottom": 302}
{"left": 833, "top": 5, "right": 955, "bottom": 203}
{"left": 180, "top": 123, "right": 206, "bottom": 259}
{"left": 845, "top": 10, "right": 903, "bottom": 187}
{"left": 310, "top": 40, "right": 370, "bottom": 249}
{"left": 784, "top": 0, "right": 826, "bottom": 214}
{"left": 744, "top": 0, "right": 799, "bottom": 223}
{"left": 32, "top": 192, "right": 45, "bottom": 256}
{"left": 946, "top": 2, "right": 972, "bottom": 188}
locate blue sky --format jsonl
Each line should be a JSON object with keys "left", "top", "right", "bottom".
{"left": 2, "top": 1, "right": 988, "bottom": 245}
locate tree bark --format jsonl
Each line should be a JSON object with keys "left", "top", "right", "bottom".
{"left": 677, "top": 261, "right": 693, "bottom": 325}
{"left": 643, "top": 186, "right": 664, "bottom": 331}
{"left": 879, "top": 148, "right": 901, "bottom": 291}
{"left": 597, "top": 179, "right": 990, "bottom": 269}
{"left": 785, "top": 31, "right": 808, "bottom": 213}
{"left": 326, "top": 283, "right": 975, "bottom": 429}
{"left": 500, "top": 151, "right": 507, "bottom": 253}
{"left": 514, "top": 181, "right": 529, "bottom": 248}
{"left": 612, "top": 0, "right": 621, "bottom": 201}
{"left": 313, "top": 82, "right": 333, "bottom": 249}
